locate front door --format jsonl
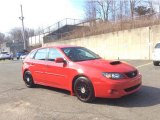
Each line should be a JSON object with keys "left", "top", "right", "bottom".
{"left": 45, "top": 48, "right": 70, "bottom": 89}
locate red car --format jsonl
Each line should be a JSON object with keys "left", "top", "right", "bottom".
{"left": 22, "top": 46, "right": 142, "bottom": 102}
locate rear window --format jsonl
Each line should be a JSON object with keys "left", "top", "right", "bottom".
{"left": 155, "top": 43, "right": 160, "bottom": 48}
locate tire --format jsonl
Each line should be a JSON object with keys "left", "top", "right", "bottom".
{"left": 74, "top": 77, "right": 95, "bottom": 102}
{"left": 23, "top": 71, "right": 35, "bottom": 88}
{"left": 153, "top": 61, "right": 159, "bottom": 66}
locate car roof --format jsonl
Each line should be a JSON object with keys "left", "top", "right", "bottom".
{"left": 35, "top": 45, "right": 81, "bottom": 50}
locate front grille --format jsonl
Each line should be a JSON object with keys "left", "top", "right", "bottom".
{"left": 125, "top": 70, "right": 138, "bottom": 78}
{"left": 124, "top": 84, "right": 141, "bottom": 92}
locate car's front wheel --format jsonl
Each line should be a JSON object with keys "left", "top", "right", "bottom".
{"left": 23, "top": 71, "right": 35, "bottom": 88}
{"left": 74, "top": 77, "right": 95, "bottom": 102}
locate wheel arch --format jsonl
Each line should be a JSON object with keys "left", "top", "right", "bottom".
{"left": 23, "top": 69, "right": 29, "bottom": 79}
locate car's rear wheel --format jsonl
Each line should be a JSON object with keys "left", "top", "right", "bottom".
{"left": 74, "top": 77, "right": 95, "bottom": 102}
{"left": 23, "top": 71, "right": 35, "bottom": 88}
{"left": 153, "top": 61, "right": 159, "bottom": 66}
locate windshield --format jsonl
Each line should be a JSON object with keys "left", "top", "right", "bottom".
{"left": 61, "top": 47, "right": 101, "bottom": 62}
{"left": 155, "top": 43, "right": 160, "bottom": 48}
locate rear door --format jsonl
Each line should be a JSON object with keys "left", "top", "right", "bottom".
{"left": 32, "top": 48, "right": 48, "bottom": 84}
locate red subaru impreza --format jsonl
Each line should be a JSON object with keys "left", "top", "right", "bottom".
{"left": 22, "top": 46, "right": 142, "bottom": 102}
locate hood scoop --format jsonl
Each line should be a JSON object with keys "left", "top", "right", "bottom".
{"left": 110, "top": 61, "right": 121, "bottom": 65}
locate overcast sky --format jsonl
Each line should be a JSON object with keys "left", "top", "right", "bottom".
{"left": 0, "top": 0, "right": 84, "bottom": 33}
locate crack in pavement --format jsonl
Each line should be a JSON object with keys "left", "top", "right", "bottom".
{"left": 0, "top": 87, "right": 27, "bottom": 94}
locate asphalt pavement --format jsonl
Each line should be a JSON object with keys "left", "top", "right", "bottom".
{"left": 0, "top": 60, "right": 160, "bottom": 120}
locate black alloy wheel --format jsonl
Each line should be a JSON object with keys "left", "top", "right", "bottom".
{"left": 23, "top": 71, "right": 35, "bottom": 88}
{"left": 74, "top": 77, "right": 95, "bottom": 102}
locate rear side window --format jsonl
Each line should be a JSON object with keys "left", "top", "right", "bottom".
{"left": 34, "top": 48, "right": 48, "bottom": 60}
{"left": 155, "top": 43, "right": 160, "bottom": 48}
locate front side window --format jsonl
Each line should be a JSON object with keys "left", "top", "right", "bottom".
{"left": 48, "top": 48, "right": 64, "bottom": 61}
{"left": 34, "top": 48, "right": 48, "bottom": 60}
{"left": 155, "top": 43, "right": 160, "bottom": 48}
{"left": 61, "top": 47, "right": 100, "bottom": 62}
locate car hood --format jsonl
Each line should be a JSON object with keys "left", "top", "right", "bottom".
{"left": 77, "top": 59, "right": 136, "bottom": 73}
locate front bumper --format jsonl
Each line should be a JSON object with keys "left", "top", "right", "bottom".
{"left": 93, "top": 74, "right": 142, "bottom": 98}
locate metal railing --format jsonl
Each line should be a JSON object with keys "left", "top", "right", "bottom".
{"left": 29, "top": 12, "right": 160, "bottom": 45}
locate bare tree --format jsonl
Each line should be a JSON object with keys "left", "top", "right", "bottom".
{"left": 9, "top": 28, "right": 34, "bottom": 42}
{"left": 4, "top": 36, "right": 11, "bottom": 42}
{"left": 34, "top": 27, "right": 44, "bottom": 35}
{"left": 96, "top": 0, "right": 112, "bottom": 21}
{"left": 0, "top": 33, "right": 5, "bottom": 44}
{"left": 84, "top": 0, "right": 97, "bottom": 21}
{"left": 147, "top": 0, "right": 155, "bottom": 14}
{"left": 111, "top": 0, "right": 117, "bottom": 21}
{"left": 84, "top": 0, "right": 156, "bottom": 22}
{"left": 124, "top": 0, "right": 130, "bottom": 18}
{"left": 130, "top": 0, "right": 136, "bottom": 19}
{"left": 84, "top": 0, "right": 112, "bottom": 21}
{"left": 158, "top": 0, "right": 160, "bottom": 13}
{"left": 119, "top": 0, "right": 124, "bottom": 20}
{"left": 9, "top": 28, "right": 23, "bottom": 42}
{"left": 116, "top": 0, "right": 131, "bottom": 21}
{"left": 25, "top": 28, "right": 34, "bottom": 39}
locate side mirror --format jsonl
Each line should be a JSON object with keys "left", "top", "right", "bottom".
{"left": 55, "top": 57, "right": 65, "bottom": 63}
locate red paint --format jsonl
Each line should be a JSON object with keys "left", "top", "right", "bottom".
{"left": 22, "top": 46, "right": 142, "bottom": 98}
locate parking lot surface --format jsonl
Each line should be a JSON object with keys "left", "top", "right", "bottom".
{"left": 0, "top": 60, "right": 160, "bottom": 120}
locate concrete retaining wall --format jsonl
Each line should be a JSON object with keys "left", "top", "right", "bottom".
{"left": 44, "top": 25, "right": 160, "bottom": 60}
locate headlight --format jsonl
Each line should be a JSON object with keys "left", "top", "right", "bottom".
{"left": 102, "top": 72, "right": 125, "bottom": 79}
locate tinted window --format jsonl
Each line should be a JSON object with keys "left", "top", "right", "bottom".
{"left": 62, "top": 47, "right": 100, "bottom": 62}
{"left": 48, "top": 48, "right": 64, "bottom": 61}
{"left": 34, "top": 48, "right": 48, "bottom": 60}
{"left": 155, "top": 43, "right": 160, "bottom": 48}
